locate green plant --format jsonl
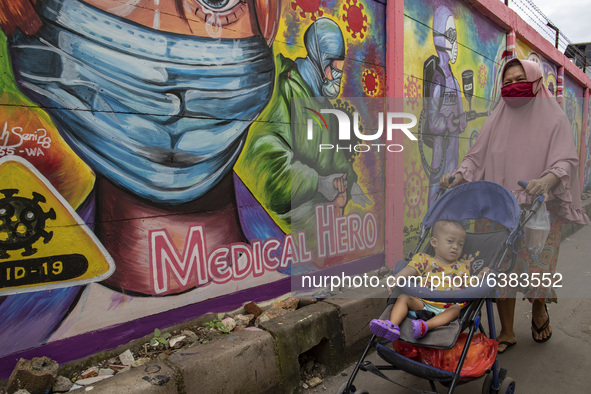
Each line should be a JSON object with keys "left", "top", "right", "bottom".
{"left": 203, "top": 315, "right": 230, "bottom": 334}
{"left": 150, "top": 328, "right": 171, "bottom": 347}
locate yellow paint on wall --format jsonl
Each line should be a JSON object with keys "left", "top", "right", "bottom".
{"left": 0, "top": 156, "right": 113, "bottom": 295}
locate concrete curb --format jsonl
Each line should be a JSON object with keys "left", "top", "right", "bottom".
{"left": 61, "top": 199, "right": 591, "bottom": 393}
{"left": 75, "top": 286, "right": 387, "bottom": 394}
{"left": 74, "top": 361, "right": 179, "bottom": 394}
{"left": 167, "top": 328, "right": 279, "bottom": 394}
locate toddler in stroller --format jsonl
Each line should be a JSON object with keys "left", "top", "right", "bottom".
{"left": 338, "top": 181, "right": 538, "bottom": 394}
{"left": 369, "top": 220, "right": 490, "bottom": 342}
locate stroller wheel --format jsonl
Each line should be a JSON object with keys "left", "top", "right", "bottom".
{"left": 499, "top": 377, "right": 515, "bottom": 393}
{"left": 336, "top": 382, "right": 369, "bottom": 394}
{"left": 336, "top": 382, "right": 356, "bottom": 394}
{"left": 481, "top": 373, "right": 494, "bottom": 394}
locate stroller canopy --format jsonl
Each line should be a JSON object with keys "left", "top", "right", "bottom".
{"left": 423, "top": 181, "right": 521, "bottom": 234}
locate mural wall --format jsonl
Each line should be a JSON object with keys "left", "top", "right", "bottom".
{"left": 0, "top": 0, "right": 387, "bottom": 374}
{"left": 516, "top": 40, "right": 586, "bottom": 168}
{"left": 563, "top": 74, "right": 585, "bottom": 153}
{"left": 585, "top": 97, "right": 591, "bottom": 192}
{"left": 402, "top": 0, "right": 506, "bottom": 252}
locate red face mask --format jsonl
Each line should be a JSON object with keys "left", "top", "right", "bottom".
{"left": 501, "top": 81, "right": 535, "bottom": 107}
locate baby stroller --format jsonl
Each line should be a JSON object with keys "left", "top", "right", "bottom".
{"left": 339, "top": 180, "right": 544, "bottom": 394}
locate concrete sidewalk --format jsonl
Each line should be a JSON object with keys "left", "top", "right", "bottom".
{"left": 31, "top": 199, "right": 591, "bottom": 394}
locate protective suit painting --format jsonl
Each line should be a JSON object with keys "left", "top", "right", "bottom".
{"left": 420, "top": 6, "right": 467, "bottom": 205}
{"left": 235, "top": 17, "right": 371, "bottom": 267}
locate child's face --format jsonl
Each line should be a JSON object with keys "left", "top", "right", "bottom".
{"left": 430, "top": 225, "right": 466, "bottom": 264}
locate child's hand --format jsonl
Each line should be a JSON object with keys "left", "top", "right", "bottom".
{"left": 387, "top": 277, "right": 396, "bottom": 295}
{"left": 477, "top": 267, "right": 491, "bottom": 280}
{"left": 387, "top": 282, "right": 395, "bottom": 295}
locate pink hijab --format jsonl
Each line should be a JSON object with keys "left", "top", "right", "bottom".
{"left": 456, "top": 59, "right": 589, "bottom": 224}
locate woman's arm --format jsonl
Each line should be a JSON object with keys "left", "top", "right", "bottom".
{"left": 523, "top": 173, "right": 560, "bottom": 200}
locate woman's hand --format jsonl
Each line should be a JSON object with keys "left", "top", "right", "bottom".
{"left": 523, "top": 173, "right": 560, "bottom": 200}
{"left": 439, "top": 173, "right": 463, "bottom": 189}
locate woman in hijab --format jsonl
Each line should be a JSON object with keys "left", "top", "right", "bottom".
{"left": 440, "top": 58, "right": 589, "bottom": 353}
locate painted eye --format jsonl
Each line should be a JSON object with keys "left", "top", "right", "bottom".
{"left": 196, "top": 0, "right": 241, "bottom": 12}
{"left": 193, "top": 0, "right": 247, "bottom": 26}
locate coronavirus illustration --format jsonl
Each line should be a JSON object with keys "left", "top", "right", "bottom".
{"left": 478, "top": 64, "right": 488, "bottom": 89}
{"left": 342, "top": 0, "right": 368, "bottom": 39}
{"left": 404, "top": 75, "right": 421, "bottom": 110}
{"left": 362, "top": 69, "right": 379, "bottom": 96}
{"left": 404, "top": 161, "right": 427, "bottom": 219}
{"left": 291, "top": 0, "right": 325, "bottom": 21}
{"left": 0, "top": 189, "right": 56, "bottom": 259}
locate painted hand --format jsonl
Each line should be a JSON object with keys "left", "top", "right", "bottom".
{"left": 333, "top": 174, "right": 348, "bottom": 209}
{"left": 319, "top": 173, "right": 346, "bottom": 201}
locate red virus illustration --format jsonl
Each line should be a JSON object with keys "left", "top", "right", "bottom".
{"left": 362, "top": 69, "right": 379, "bottom": 96}
{"left": 291, "top": 0, "right": 325, "bottom": 21}
{"left": 404, "top": 75, "right": 421, "bottom": 110}
{"left": 342, "top": 0, "right": 368, "bottom": 39}
{"left": 404, "top": 161, "right": 427, "bottom": 219}
{"left": 478, "top": 64, "right": 488, "bottom": 89}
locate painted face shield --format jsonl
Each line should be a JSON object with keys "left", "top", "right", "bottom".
{"left": 433, "top": 6, "right": 457, "bottom": 64}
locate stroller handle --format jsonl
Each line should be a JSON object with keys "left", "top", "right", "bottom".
{"left": 517, "top": 180, "right": 545, "bottom": 203}
{"left": 435, "top": 175, "right": 456, "bottom": 199}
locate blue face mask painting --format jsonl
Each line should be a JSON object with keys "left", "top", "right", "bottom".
{"left": 9, "top": 0, "right": 274, "bottom": 204}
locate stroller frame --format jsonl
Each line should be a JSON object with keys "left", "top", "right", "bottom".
{"left": 339, "top": 181, "right": 544, "bottom": 394}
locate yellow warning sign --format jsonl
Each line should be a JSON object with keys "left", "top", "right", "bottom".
{"left": 0, "top": 156, "right": 114, "bottom": 295}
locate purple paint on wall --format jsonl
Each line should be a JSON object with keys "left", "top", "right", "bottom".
{"left": 0, "top": 253, "right": 384, "bottom": 379}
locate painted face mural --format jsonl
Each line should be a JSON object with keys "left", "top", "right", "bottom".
{"left": 10, "top": 0, "right": 275, "bottom": 203}
{"left": 0, "top": 0, "right": 280, "bottom": 359}
{"left": 0, "top": 0, "right": 387, "bottom": 375}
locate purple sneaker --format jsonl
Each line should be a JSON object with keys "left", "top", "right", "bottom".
{"left": 411, "top": 319, "right": 429, "bottom": 339}
{"left": 369, "top": 319, "right": 400, "bottom": 341}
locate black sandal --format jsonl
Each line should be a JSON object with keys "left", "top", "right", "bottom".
{"left": 532, "top": 304, "right": 552, "bottom": 343}
{"left": 497, "top": 340, "right": 516, "bottom": 353}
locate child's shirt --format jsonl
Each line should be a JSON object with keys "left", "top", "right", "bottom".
{"left": 408, "top": 253, "right": 472, "bottom": 309}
